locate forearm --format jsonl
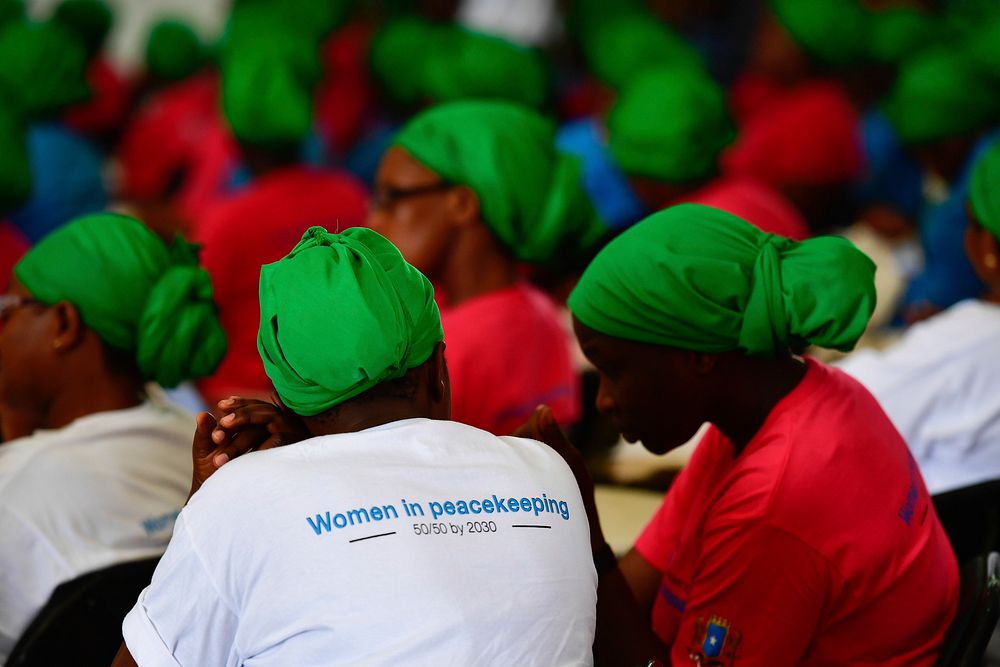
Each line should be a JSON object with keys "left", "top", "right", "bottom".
{"left": 111, "top": 643, "right": 138, "bottom": 667}
{"left": 593, "top": 565, "right": 668, "bottom": 666}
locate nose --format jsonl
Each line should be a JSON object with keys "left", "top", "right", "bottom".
{"left": 594, "top": 376, "right": 616, "bottom": 414}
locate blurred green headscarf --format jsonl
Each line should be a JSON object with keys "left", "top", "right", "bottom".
{"left": 867, "top": 7, "right": 937, "bottom": 64}
{"left": 608, "top": 66, "right": 735, "bottom": 183}
{"left": 146, "top": 19, "right": 204, "bottom": 82}
{"left": 0, "top": 20, "right": 90, "bottom": 119}
{"left": 394, "top": 100, "right": 605, "bottom": 264}
{"left": 0, "top": 107, "right": 30, "bottom": 212}
{"left": 569, "top": 204, "right": 876, "bottom": 355}
{"left": 583, "top": 13, "right": 703, "bottom": 90}
{"left": 258, "top": 226, "right": 443, "bottom": 416}
{"left": 14, "top": 213, "right": 227, "bottom": 387}
{"left": 370, "top": 19, "right": 548, "bottom": 109}
{"left": 51, "top": 0, "right": 112, "bottom": 56}
{"left": 770, "top": 0, "right": 872, "bottom": 68}
{"left": 969, "top": 137, "right": 1000, "bottom": 239}
{"left": 882, "top": 48, "right": 1000, "bottom": 145}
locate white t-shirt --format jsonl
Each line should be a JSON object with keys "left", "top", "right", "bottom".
{"left": 123, "top": 418, "right": 597, "bottom": 666}
{"left": 0, "top": 394, "right": 194, "bottom": 662}
{"left": 837, "top": 299, "right": 1000, "bottom": 494}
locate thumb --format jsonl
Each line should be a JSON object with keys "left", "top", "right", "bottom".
{"left": 192, "top": 412, "right": 218, "bottom": 459}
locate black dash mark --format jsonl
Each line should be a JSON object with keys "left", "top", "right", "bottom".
{"left": 512, "top": 524, "right": 551, "bottom": 529}
{"left": 349, "top": 531, "right": 397, "bottom": 543}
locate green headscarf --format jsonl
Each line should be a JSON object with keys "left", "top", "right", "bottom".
{"left": 0, "top": 107, "right": 30, "bottom": 212}
{"left": 394, "top": 100, "right": 605, "bottom": 264}
{"left": 882, "top": 48, "right": 1000, "bottom": 145}
{"left": 969, "top": 137, "right": 1000, "bottom": 239}
{"left": 51, "top": 0, "right": 112, "bottom": 56}
{"left": 770, "top": 0, "right": 871, "bottom": 68}
{"left": 0, "top": 20, "right": 90, "bottom": 119}
{"left": 258, "top": 226, "right": 443, "bottom": 416}
{"left": 14, "top": 213, "right": 227, "bottom": 387}
{"left": 583, "top": 13, "right": 703, "bottom": 90}
{"left": 608, "top": 66, "right": 735, "bottom": 183}
{"left": 867, "top": 8, "right": 937, "bottom": 64}
{"left": 568, "top": 204, "right": 876, "bottom": 355}
{"left": 146, "top": 20, "right": 204, "bottom": 82}
{"left": 370, "top": 20, "right": 548, "bottom": 110}
{"left": 220, "top": 27, "right": 320, "bottom": 145}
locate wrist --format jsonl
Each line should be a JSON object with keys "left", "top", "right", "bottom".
{"left": 593, "top": 541, "right": 617, "bottom": 577}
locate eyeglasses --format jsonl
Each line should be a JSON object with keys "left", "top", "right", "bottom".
{"left": 0, "top": 294, "right": 44, "bottom": 324}
{"left": 370, "top": 182, "right": 453, "bottom": 211}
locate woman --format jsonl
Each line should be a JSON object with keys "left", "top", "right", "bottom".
{"left": 368, "top": 100, "right": 604, "bottom": 435}
{"left": 0, "top": 213, "right": 225, "bottom": 661}
{"left": 522, "top": 203, "right": 958, "bottom": 665}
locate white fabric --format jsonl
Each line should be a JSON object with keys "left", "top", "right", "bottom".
{"left": 837, "top": 300, "right": 1000, "bottom": 494}
{"left": 0, "top": 392, "right": 193, "bottom": 663}
{"left": 123, "top": 418, "right": 597, "bottom": 666}
{"left": 456, "top": 0, "right": 561, "bottom": 47}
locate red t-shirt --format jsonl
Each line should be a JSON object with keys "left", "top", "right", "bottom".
{"left": 635, "top": 358, "right": 958, "bottom": 666}
{"left": 195, "top": 166, "right": 368, "bottom": 403}
{"left": 0, "top": 221, "right": 29, "bottom": 289}
{"left": 683, "top": 177, "right": 809, "bottom": 241}
{"left": 441, "top": 283, "right": 580, "bottom": 436}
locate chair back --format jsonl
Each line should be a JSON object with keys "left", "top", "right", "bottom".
{"left": 934, "top": 552, "right": 1000, "bottom": 667}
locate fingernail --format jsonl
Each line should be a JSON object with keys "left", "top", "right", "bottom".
{"left": 213, "top": 453, "right": 229, "bottom": 467}
{"left": 212, "top": 430, "right": 225, "bottom": 443}
{"left": 218, "top": 398, "right": 234, "bottom": 407}
{"left": 220, "top": 414, "right": 235, "bottom": 425}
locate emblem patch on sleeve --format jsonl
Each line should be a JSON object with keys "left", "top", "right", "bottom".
{"left": 686, "top": 615, "right": 742, "bottom": 665}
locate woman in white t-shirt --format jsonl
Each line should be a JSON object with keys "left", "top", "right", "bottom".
{"left": 838, "top": 137, "right": 1000, "bottom": 494}
{"left": 0, "top": 213, "right": 225, "bottom": 661}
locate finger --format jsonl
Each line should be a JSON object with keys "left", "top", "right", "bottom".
{"left": 511, "top": 405, "right": 546, "bottom": 439}
{"left": 215, "top": 429, "right": 270, "bottom": 467}
{"left": 192, "top": 412, "right": 219, "bottom": 459}
{"left": 217, "top": 403, "right": 284, "bottom": 430}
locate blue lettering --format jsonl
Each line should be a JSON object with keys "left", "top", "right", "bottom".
{"left": 370, "top": 506, "right": 383, "bottom": 521}
{"left": 383, "top": 504, "right": 399, "bottom": 520}
{"left": 456, "top": 500, "right": 470, "bottom": 515}
{"left": 333, "top": 513, "right": 348, "bottom": 529}
{"left": 483, "top": 499, "right": 494, "bottom": 513}
{"left": 429, "top": 501, "right": 444, "bottom": 520}
{"left": 558, "top": 500, "right": 570, "bottom": 520}
{"left": 347, "top": 508, "right": 370, "bottom": 525}
{"left": 306, "top": 512, "right": 332, "bottom": 535}
{"left": 520, "top": 497, "right": 532, "bottom": 512}
{"left": 443, "top": 501, "right": 456, "bottom": 516}
{"left": 531, "top": 497, "right": 545, "bottom": 515}
{"left": 469, "top": 500, "right": 482, "bottom": 514}
{"left": 492, "top": 495, "right": 509, "bottom": 513}
{"left": 508, "top": 498, "right": 520, "bottom": 512}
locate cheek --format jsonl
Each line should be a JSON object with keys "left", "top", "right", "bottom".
{"left": 382, "top": 208, "right": 450, "bottom": 274}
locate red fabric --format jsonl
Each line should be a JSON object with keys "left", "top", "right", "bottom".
{"left": 722, "top": 81, "right": 863, "bottom": 188}
{"left": 117, "top": 72, "right": 223, "bottom": 204}
{"left": 683, "top": 176, "right": 810, "bottom": 240}
{"left": 634, "top": 358, "right": 958, "bottom": 666}
{"left": 174, "top": 114, "right": 240, "bottom": 225}
{"left": 728, "top": 70, "right": 787, "bottom": 126}
{"left": 64, "top": 58, "right": 133, "bottom": 137}
{"left": 315, "top": 21, "right": 375, "bottom": 157}
{"left": 441, "top": 283, "right": 580, "bottom": 436}
{"left": 0, "top": 221, "right": 29, "bottom": 290}
{"left": 194, "top": 167, "right": 369, "bottom": 403}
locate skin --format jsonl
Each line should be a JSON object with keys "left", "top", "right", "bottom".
{"left": 518, "top": 318, "right": 808, "bottom": 666}
{"left": 112, "top": 343, "right": 451, "bottom": 666}
{"left": 0, "top": 279, "right": 144, "bottom": 442}
{"left": 964, "top": 214, "right": 1000, "bottom": 305}
{"left": 367, "top": 146, "right": 518, "bottom": 307}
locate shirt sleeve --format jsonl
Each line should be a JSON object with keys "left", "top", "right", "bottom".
{"left": 668, "top": 520, "right": 830, "bottom": 667}
{"left": 122, "top": 513, "right": 240, "bottom": 667}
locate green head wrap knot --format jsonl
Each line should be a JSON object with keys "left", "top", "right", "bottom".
{"left": 608, "top": 66, "right": 735, "bottom": 182}
{"left": 146, "top": 20, "right": 203, "bottom": 82}
{"left": 568, "top": 204, "right": 876, "bottom": 355}
{"left": 13, "top": 213, "right": 227, "bottom": 387}
{"left": 257, "top": 226, "right": 444, "bottom": 416}
{"left": 394, "top": 100, "right": 605, "bottom": 263}
{"left": 969, "top": 137, "right": 1000, "bottom": 240}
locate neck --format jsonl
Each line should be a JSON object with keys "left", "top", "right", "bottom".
{"left": 710, "top": 353, "right": 808, "bottom": 455}
{"left": 42, "top": 369, "right": 144, "bottom": 433}
{"left": 438, "top": 224, "right": 519, "bottom": 307}
{"left": 304, "top": 401, "right": 433, "bottom": 437}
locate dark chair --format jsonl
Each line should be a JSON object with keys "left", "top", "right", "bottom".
{"left": 6, "top": 556, "right": 160, "bottom": 667}
{"left": 934, "top": 552, "right": 1000, "bottom": 667}
{"left": 933, "top": 480, "right": 1000, "bottom": 569}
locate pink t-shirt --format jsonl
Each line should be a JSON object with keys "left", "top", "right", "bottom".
{"left": 195, "top": 166, "right": 368, "bottom": 403}
{"left": 684, "top": 177, "right": 809, "bottom": 240}
{"left": 635, "top": 358, "right": 958, "bottom": 666}
{"left": 441, "top": 283, "right": 580, "bottom": 436}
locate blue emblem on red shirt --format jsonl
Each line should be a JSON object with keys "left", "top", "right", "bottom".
{"left": 702, "top": 617, "right": 729, "bottom": 658}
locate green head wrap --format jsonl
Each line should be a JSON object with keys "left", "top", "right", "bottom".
{"left": 0, "top": 0, "right": 24, "bottom": 28}
{"left": 0, "top": 20, "right": 90, "bottom": 119}
{"left": 969, "top": 137, "right": 1000, "bottom": 239}
{"left": 0, "top": 107, "right": 30, "bottom": 212}
{"left": 220, "top": 26, "right": 320, "bottom": 145}
{"left": 583, "top": 13, "right": 703, "bottom": 90}
{"left": 51, "top": 0, "right": 111, "bottom": 56}
{"left": 867, "top": 8, "right": 937, "bottom": 64}
{"left": 394, "top": 100, "right": 605, "bottom": 264}
{"left": 882, "top": 49, "right": 1000, "bottom": 145}
{"left": 258, "top": 226, "right": 443, "bottom": 416}
{"left": 146, "top": 20, "right": 203, "bottom": 82}
{"left": 370, "top": 20, "right": 548, "bottom": 109}
{"left": 608, "top": 66, "right": 735, "bottom": 183}
{"left": 13, "top": 213, "right": 227, "bottom": 387}
{"left": 770, "top": 0, "right": 871, "bottom": 68}
{"left": 568, "top": 204, "right": 876, "bottom": 355}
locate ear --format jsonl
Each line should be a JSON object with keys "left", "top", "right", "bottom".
{"left": 426, "top": 341, "right": 451, "bottom": 419}
{"left": 50, "top": 301, "right": 85, "bottom": 354}
{"left": 445, "top": 185, "right": 481, "bottom": 229}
